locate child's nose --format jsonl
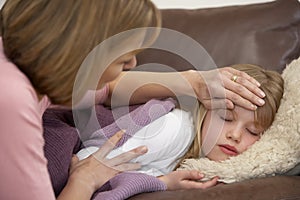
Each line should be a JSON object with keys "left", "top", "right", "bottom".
{"left": 226, "top": 129, "right": 242, "bottom": 143}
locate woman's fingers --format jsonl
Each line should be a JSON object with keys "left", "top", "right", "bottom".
{"left": 222, "top": 72, "right": 265, "bottom": 108}
{"left": 114, "top": 162, "right": 142, "bottom": 171}
{"left": 106, "top": 145, "right": 148, "bottom": 167}
{"left": 93, "top": 130, "right": 125, "bottom": 159}
{"left": 83, "top": 131, "right": 148, "bottom": 172}
{"left": 224, "top": 67, "right": 261, "bottom": 87}
{"left": 69, "top": 154, "right": 79, "bottom": 173}
{"left": 223, "top": 68, "right": 265, "bottom": 103}
{"left": 66, "top": 131, "right": 147, "bottom": 191}
{"left": 198, "top": 67, "right": 266, "bottom": 110}
{"left": 224, "top": 87, "right": 259, "bottom": 110}
{"left": 201, "top": 99, "right": 234, "bottom": 110}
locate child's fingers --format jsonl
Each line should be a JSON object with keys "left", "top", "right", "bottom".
{"left": 198, "top": 176, "right": 219, "bottom": 189}
{"left": 180, "top": 176, "right": 219, "bottom": 190}
{"left": 178, "top": 170, "right": 204, "bottom": 180}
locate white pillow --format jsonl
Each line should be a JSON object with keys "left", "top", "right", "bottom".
{"left": 178, "top": 57, "right": 300, "bottom": 183}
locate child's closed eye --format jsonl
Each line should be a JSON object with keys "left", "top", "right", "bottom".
{"left": 246, "top": 128, "right": 261, "bottom": 136}
{"left": 220, "top": 116, "right": 233, "bottom": 122}
{"left": 217, "top": 109, "right": 234, "bottom": 122}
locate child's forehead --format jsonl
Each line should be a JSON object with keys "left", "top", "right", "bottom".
{"left": 214, "top": 108, "right": 235, "bottom": 115}
{"left": 215, "top": 105, "right": 253, "bottom": 114}
{"left": 214, "top": 106, "right": 254, "bottom": 120}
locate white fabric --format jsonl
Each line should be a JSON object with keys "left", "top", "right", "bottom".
{"left": 77, "top": 108, "right": 195, "bottom": 177}
{"left": 116, "top": 108, "right": 194, "bottom": 176}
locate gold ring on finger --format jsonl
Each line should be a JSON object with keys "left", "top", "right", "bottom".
{"left": 231, "top": 75, "right": 238, "bottom": 82}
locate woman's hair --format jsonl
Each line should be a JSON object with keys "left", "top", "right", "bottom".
{"left": 0, "top": 0, "right": 161, "bottom": 105}
{"left": 176, "top": 64, "right": 284, "bottom": 167}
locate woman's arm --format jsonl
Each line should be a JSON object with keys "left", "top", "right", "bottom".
{"left": 105, "top": 71, "right": 181, "bottom": 106}
{"left": 0, "top": 79, "right": 56, "bottom": 200}
{"left": 105, "top": 68, "right": 265, "bottom": 110}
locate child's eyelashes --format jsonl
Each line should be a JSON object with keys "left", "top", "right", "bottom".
{"left": 219, "top": 115, "right": 233, "bottom": 122}
{"left": 216, "top": 109, "right": 234, "bottom": 122}
{"left": 246, "top": 128, "right": 260, "bottom": 136}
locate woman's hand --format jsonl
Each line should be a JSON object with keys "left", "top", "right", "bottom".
{"left": 181, "top": 67, "right": 266, "bottom": 110}
{"left": 58, "top": 130, "right": 147, "bottom": 200}
{"left": 158, "top": 170, "right": 219, "bottom": 190}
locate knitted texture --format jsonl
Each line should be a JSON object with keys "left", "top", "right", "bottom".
{"left": 43, "top": 108, "right": 82, "bottom": 196}
{"left": 43, "top": 98, "right": 175, "bottom": 197}
{"left": 178, "top": 57, "right": 300, "bottom": 183}
{"left": 83, "top": 98, "right": 176, "bottom": 148}
{"left": 93, "top": 172, "right": 167, "bottom": 200}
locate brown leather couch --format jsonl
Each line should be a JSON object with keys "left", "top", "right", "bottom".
{"left": 131, "top": 0, "right": 300, "bottom": 199}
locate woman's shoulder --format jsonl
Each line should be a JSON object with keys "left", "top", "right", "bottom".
{"left": 0, "top": 58, "right": 41, "bottom": 118}
{"left": 0, "top": 57, "right": 54, "bottom": 200}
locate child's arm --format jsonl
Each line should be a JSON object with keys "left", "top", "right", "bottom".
{"left": 159, "top": 170, "right": 219, "bottom": 190}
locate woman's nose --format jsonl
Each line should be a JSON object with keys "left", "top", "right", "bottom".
{"left": 123, "top": 56, "right": 137, "bottom": 70}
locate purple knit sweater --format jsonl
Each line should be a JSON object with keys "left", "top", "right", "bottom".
{"left": 43, "top": 98, "right": 176, "bottom": 199}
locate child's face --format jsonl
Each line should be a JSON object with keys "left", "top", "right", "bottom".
{"left": 201, "top": 105, "right": 264, "bottom": 161}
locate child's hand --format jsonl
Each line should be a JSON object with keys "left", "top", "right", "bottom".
{"left": 158, "top": 170, "right": 219, "bottom": 190}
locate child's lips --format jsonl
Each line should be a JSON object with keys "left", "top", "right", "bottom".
{"left": 219, "top": 144, "right": 239, "bottom": 156}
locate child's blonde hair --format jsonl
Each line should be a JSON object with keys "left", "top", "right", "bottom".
{"left": 176, "top": 64, "right": 284, "bottom": 167}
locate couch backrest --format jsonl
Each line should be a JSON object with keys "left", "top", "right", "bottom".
{"left": 137, "top": 0, "right": 300, "bottom": 73}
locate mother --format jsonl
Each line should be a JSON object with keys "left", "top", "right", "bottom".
{"left": 0, "top": 0, "right": 265, "bottom": 199}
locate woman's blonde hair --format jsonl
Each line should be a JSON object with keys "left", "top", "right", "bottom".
{"left": 176, "top": 64, "right": 284, "bottom": 168}
{"left": 0, "top": 0, "right": 161, "bottom": 105}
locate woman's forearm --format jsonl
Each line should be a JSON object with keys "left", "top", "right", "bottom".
{"left": 57, "top": 179, "right": 94, "bottom": 200}
{"left": 105, "top": 67, "right": 266, "bottom": 111}
{"left": 105, "top": 71, "right": 195, "bottom": 106}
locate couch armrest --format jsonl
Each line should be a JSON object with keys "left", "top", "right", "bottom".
{"left": 129, "top": 176, "right": 300, "bottom": 200}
